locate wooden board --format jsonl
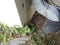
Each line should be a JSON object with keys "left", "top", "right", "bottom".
{"left": 15, "top": 0, "right": 35, "bottom": 25}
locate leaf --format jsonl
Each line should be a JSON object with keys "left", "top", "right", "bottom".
{"left": 11, "top": 27, "right": 19, "bottom": 34}
{"left": 27, "top": 23, "right": 35, "bottom": 33}
{"left": 0, "top": 34, "right": 3, "bottom": 41}
{"left": 2, "top": 33, "right": 6, "bottom": 45}
{"left": 24, "top": 26, "right": 30, "bottom": 33}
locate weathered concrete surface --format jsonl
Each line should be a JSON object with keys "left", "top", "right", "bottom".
{"left": 0, "top": 36, "right": 29, "bottom": 45}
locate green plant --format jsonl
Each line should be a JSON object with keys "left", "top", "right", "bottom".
{"left": 30, "top": 32, "right": 56, "bottom": 45}
{"left": 0, "top": 22, "right": 56, "bottom": 45}
{"left": 19, "top": 26, "right": 30, "bottom": 36}
{"left": 0, "top": 22, "right": 7, "bottom": 45}
{"left": 21, "top": 23, "right": 56, "bottom": 45}
{"left": 0, "top": 22, "right": 34, "bottom": 45}
{"left": 27, "top": 23, "right": 35, "bottom": 33}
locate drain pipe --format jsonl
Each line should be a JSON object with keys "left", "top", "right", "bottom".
{"left": 32, "top": 0, "right": 59, "bottom": 22}
{"left": 32, "top": 0, "right": 60, "bottom": 34}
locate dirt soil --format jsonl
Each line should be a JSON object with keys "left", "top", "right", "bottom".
{"left": 30, "top": 12, "right": 46, "bottom": 32}
{"left": 30, "top": 12, "right": 60, "bottom": 45}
